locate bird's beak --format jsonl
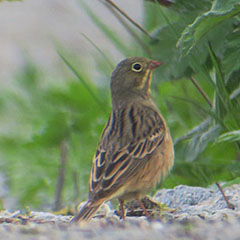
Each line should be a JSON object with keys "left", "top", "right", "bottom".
{"left": 149, "top": 60, "right": 163, "bottom": 70}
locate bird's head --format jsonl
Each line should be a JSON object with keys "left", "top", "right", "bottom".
{"left": 110, "top": 57, "right": 162, "bottom": 102}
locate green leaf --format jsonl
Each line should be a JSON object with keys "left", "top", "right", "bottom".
{"left": 222, "top": 177, "right": 240, "bottom": 188}
{"left": 174, "top": 119, "right": 212, "bottom": 145}
{"left": 217, "top": 130, "right": 240, "bottom": 143}
{"left": 208, "top": 44, "right": 239, "bottom": 130}
{"left": 208, "top": 44, "right": 229, "bottom": 117}
{"left": 30, "top": 112, "right": 70, "bottom": 147}
{"left": 223, "top": 31, "right": 240, "bottom": 80}
{"left": 57, "top": 51, "right": 107, "bottom": 113}
{"left": 150, "top": 0, "right": 233, "bottom": 81}
{"left": 177, "top": 0, "right": 240, "bottom": 55}
{"left": 185, "top": 124, "right": 222, "bottom": 162}
{"left": 151, "top": 24, "right": 210, "bottom": 81}
{"left": 230, "top": 85, "right": 240, "bottom": 101}
{"left": 172, "top": 0, "right": 211, "bottom": 13}
{"left": 19, "top": 178, "right": 50, "bottom": 207}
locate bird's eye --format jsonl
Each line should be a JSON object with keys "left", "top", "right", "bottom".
{"left": 131, "top": 62, "right": 143, "bottom": 72}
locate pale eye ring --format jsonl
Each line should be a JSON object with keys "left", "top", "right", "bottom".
{"left": 131, "top": 62, "right": 143, "bottom": 72}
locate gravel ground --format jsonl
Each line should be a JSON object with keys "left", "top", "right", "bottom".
{"left": 0, "top": 184, "right": 240, "bottom": 240}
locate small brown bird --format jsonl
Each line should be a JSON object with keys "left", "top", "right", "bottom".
{"left": 71, "top": 57, "right": 174, "bottom": 222}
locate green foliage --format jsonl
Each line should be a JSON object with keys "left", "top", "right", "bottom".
{"left": 0, "top": 58, "right": 110, "bottom": 209}
{"left": 222, "top": 177, "right": 240, "bottom": 188}
{"left": 0, "top": 0, "right": 239, "bottom": 209}
{"left": 217, "top": 130, "right": 240, "bottom": 143}
{"left": 144, "top": 0, "right": 240, "bottom": 188}
{"left": 177, "top": 0, "right": 240, "bottom": 56}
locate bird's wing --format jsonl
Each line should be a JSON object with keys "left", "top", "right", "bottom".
{"left": 89, "top": 104, "right": 165, "bottom": 201}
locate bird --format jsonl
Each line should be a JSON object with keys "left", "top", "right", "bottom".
{"left": 71, "top": 57, "right": 174, "bottom": 222}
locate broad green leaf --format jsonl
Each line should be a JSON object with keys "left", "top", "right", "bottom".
{"left": 151, "top": 23, "right": 210, "bottom": 81}
{"left": 177, "top": 0, "right": 240, "bottom": 55}
{"left": 223, "top": 31, "right": 240, "bottom": 80}
{"left": 172, "top": 0, "right": 211, "bottom": 13}
{"left": 145, "top": 0, "right": 209, "bottom": 81}
{"left": 149, "top": 0, "right": 233, "bottom": 81}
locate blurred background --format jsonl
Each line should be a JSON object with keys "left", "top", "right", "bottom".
{"left": 0, "top": 0, "right": 239, "bottom": 212}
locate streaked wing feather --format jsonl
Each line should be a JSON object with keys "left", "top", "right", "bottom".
{"left": 89, "top": 105, "right": 165, "bottom": 198}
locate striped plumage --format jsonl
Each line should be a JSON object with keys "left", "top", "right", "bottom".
{"left": 71, "top": 57, "right": 174, "bottom": 222}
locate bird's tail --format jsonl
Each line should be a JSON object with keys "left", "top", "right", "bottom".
{"left": 71, "top": 201, "right": 102, "bottom": 222}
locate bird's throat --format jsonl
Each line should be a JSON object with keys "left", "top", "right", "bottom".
{"left": 146, "top": 70, "right": 152, "bottom": 89}
{"left": 140, "top": 69, "right": 152, "bottom": 92}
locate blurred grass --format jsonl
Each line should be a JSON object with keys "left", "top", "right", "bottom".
{"left": 0, "top": 0, "right": 239, "bottom": 210}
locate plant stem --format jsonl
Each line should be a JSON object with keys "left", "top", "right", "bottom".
{"left": 53, "top": 140, "right": 68, "bottom": 211}
{"left": 81, "top": 33, "right": 114, "bottom": 69}
{"left": 105, "top": 0, "right": 153, "bottom": 40}
{"left": 216, "top": 182, "right": 235, "bottom": 210}
{"left": 190, "top": 76, "right": 213, "bottom": 108}
{"left": 103, "top": 2, "right": 152, "bottom": 57}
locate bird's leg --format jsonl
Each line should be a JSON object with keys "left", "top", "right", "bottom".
{"left": 138, "top": 199, "right": 149, "bottom": 217}
{"left": 119, "top": 199, "right": 125, "bottom": 219}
